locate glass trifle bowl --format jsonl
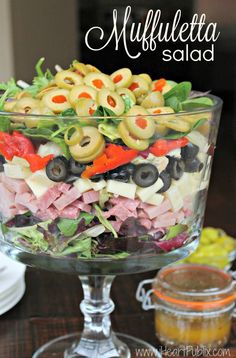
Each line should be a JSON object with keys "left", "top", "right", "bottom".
{"left": 0, "top": 61, "right": 222, "bottom": 357}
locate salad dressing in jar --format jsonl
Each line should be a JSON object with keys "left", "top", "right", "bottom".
{"left": 137, "top": 264, "right": 236, "bottom": 349}
{"left": 153, "top": 264, "right": 236, "bottom": 348}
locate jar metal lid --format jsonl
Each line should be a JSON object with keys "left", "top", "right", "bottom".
{"left": 153, "top": 264, "right": 236, "bottom": 311}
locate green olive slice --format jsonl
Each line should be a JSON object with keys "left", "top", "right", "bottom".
{"left": 36, "top": 84, "right": 57, "bottom": 99}
{"left": 147, "top": 107, "right": 174, "bottom": 115}
{"left": 125, "top": 106, "right": 155, "bottom": 139}
{"left": 55, "top": 70, "right": 83, "bottom": 90}
{"left": 116, "top": 88, "right": 136, "bottom": 104}
{"left": 69, "top": 126, "right": 105, "bottom": 160}
{"left": 110, "top": 68, "right": 132, "bottom": 88}
{"left": 84, "top": 72, "right": 115, "bottom": 91}
{"left": 64, "top": 125, "right": 83, "bottom": 146}
{"left": 141, "top": 91, "right": 164, "bottom": 108}
{"left": 118, "top": 121, "right": 149, "bottom": 150}
{"left": 42, "top": 89, "right": 71, "bottom": 113}
{"left": 13, "top": 97, "right": 41, "bottom": 114}
{"left": 69, "top": 85, "right": 97, "bottom": 106}
{"left": 139, "top": 73, "right": 152, "bottom": 84}
{"left": 128, "top": 75, "right": 149, "bottom": 98}
{"left": 16, "top": 91, "right": 33, "bottom": 100}
{"left": 75, "top": 98, "right": 97, "bottom": 116}
{"left": 86, "top": 64, "right": 101, "bottom": 73}
{"left": 72, "top": 61, "right": 89, "bottom": 77}
{"left": 98, "top": 89, "right": 125, "bottom": 115}
{"left": 4, "top": 99, "right": 17, "bottom": 112}
{"left": 71, "top": 142, "right": 105, "bottom": 163}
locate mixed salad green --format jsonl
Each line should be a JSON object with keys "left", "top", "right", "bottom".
{"left": 0, "top": 58, "right": 215, "bottom": 259}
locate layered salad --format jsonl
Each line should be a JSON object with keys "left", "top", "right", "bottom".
{"left": 0, "top": 59, "right": 215, "bottom": 259}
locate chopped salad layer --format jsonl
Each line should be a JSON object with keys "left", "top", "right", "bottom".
{"left": 0, "top": 58, "right": 215, "bottom": 259}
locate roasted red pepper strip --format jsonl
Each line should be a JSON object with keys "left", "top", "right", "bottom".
{"left": 23, "top": 154, "right": 54, "bottom": 172}
{"left": 150, "top": 137, "right": 189, "bottom": 157}
{"left": 0, "top": 131, "right": 53, "bottom": 171}
{"left": 0, "top": 131, "right": 34, "bottom": 160}
{"left": 153, "top": 78, "right": 166, "bottom": 92}
{"left": 82, "top": 144, "right": 138, "bottom": 179}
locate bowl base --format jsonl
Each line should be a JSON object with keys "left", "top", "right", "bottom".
{"left": 32, "top": 332, "right": 161, "bottom": 358}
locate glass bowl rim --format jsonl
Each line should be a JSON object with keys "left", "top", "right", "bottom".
{"left": 0, "top": 94, "right": 223, "bottom": 120}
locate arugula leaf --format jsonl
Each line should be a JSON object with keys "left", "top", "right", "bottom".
{"left": 20, "top": 126, "right": 70, "bottom": 158}
{"left": 163, "top": 118, "right": 207, "bottom": 139}
{"left": 26, "top": 58, "right": 54, "bottom": 97}
{"left": 164, "top": 82, "right": 192, "bottom": 102}
{"left": 163, "top": 82, "right": 192, "bottom": 112}
{"left": 95, "top": 252, "right": 130, "bottom": 259}
{"left": 93, "top": 106, "right": 116, "bottom": 117}
{"left": 57, "top": 212, "right": 94, "bottom": 237}
{"left": 99, "top": 188, "right": 111, "bottom": 209}
{"left": 122, "top": 94, "right": 135, "bottom": 113}
{"left": 94, "top": 204, "right": 118, "bottom": 238}
{"left": 98, "top": 123, "right": 121, "bottom": 141}
{"left": 61, "top": 108, "right": 77, "bottom": 117}
{"left": 164, "top": 224, "right": 188, "bottom": 241}
{"left": 0, "top": 116, "right": 10, "bottom": 132}
{"left": 54, "top": 237, "right": 92, "bottom": 257}
{"left": 0, "top": 79, "right": 21, "bottom": 110}
{"left": 181, "top": 97, "right": 213, "bottom": 111}
{"left": 165, "top": 96, "right": 182, "bottom": 112}
{"left": 11, "top": 225, "right": 49, "bottom": 251}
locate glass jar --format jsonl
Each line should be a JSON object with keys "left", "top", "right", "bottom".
{"left": 137, "top": 264, "right": 236, "bottom": 350}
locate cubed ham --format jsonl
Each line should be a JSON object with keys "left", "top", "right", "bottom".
{"left": 72, "top": 201, "right": 92, "bottom": 213}
{"left": 152, "top": 213, "right": 176, "bottom": 229}
{"left": 57, "top": 183, "right": 71, "bottom": 192}
{"left": 37, "top": 206, "right": 59, "bottom": 220}
{"left": 1, "top": 174, "right": 29, "bottom": 194}
{"left": 0, "top": 183, "right": 17, "bottom": 218}
{"left": 104, "top": 204, "right": 137, "bottom": 221}
{"left": 183, "top": 195, "right": 193, "bottom": 210}
{"left": 37, "top": 185, "right": 61, "bottom": 211}
{"left": 142, "top": 199, "right": 172, "bottom": 220}
{"left": 109, "top": 220, "right": 122, "bottom": 232}
{"left": 53, "top": 187, "right": 81, "bottom": 211}
{"left": 59, "top": 206, "right": 80, "bottom": 219}
{"left": 109, "top": 197, "right": 140, "bottom": 211}
{"left": 137, "top": 209, "right": 149, "bottom": 219}
{"left": 15, "top": 192, "right": 38, "bottom": 213}
{"left": 175, "top": 210, "right": 185, "bottom": 223}
{"left": 82, "top": 190, "right": 99, "bottom": 204}
{"left": 139, "top": 218, "right": 152, "bottom": 230}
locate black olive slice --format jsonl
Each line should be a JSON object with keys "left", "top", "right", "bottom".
{"left": 184, "top": 158, "right": 204, "bottom": 173}
{"left": 181, "top": 143, "right": 199, "bottom": 161}
{"left": 166, "top": 157, "right": 185, "bottom": 180}
{"left": 132, "top": 163, "right": 159, "bottom": 187}
{"left": 46, "top": 156, "right": 69, "bottom": 182}
{"left": 157, "top": 171, "right": 171, "bottom": 193}
{"left": 69, "top": 158, "right": 86, "bottom": 175}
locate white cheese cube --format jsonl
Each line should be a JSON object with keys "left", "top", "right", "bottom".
{"left": 26, "top": 169, "right": 55, "bottom": 198}
{"left": 74, "top": 178, "right": 92, "bottom": 193}
{"left": 90, "top": 180, "right": 106, "bottom": 191}
{"left": 145, "top": 193, "right": 164, "bottom": 206}
{"left": 167, "top": 148, "right": 181, "bottom": 158}
{"left": 37, "top": 142, "right": 62, "bottom": 157}
{"left": 107, "top": 180, "right": 136, "bottom": 199}
{"left": 4, "top": 164, "right": 31, "bottom": 179}
{"left": 187, "top": 131, "right": 208, "bottom": 152}
{"left": 173, "top": 173, "right": 201, "bottom": 197}
{"left": 136, "top": 178, "right": 163, "bottom": 202}
{"left": 12, "top": 156, "right": 30, "bottom": 167}
{"left": 165, "top": 186, "right": 183, "bottom": 212}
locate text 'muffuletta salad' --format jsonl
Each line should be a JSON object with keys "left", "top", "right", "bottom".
{"left": 0, "top": 58, "right": 214, "bottom": 259}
